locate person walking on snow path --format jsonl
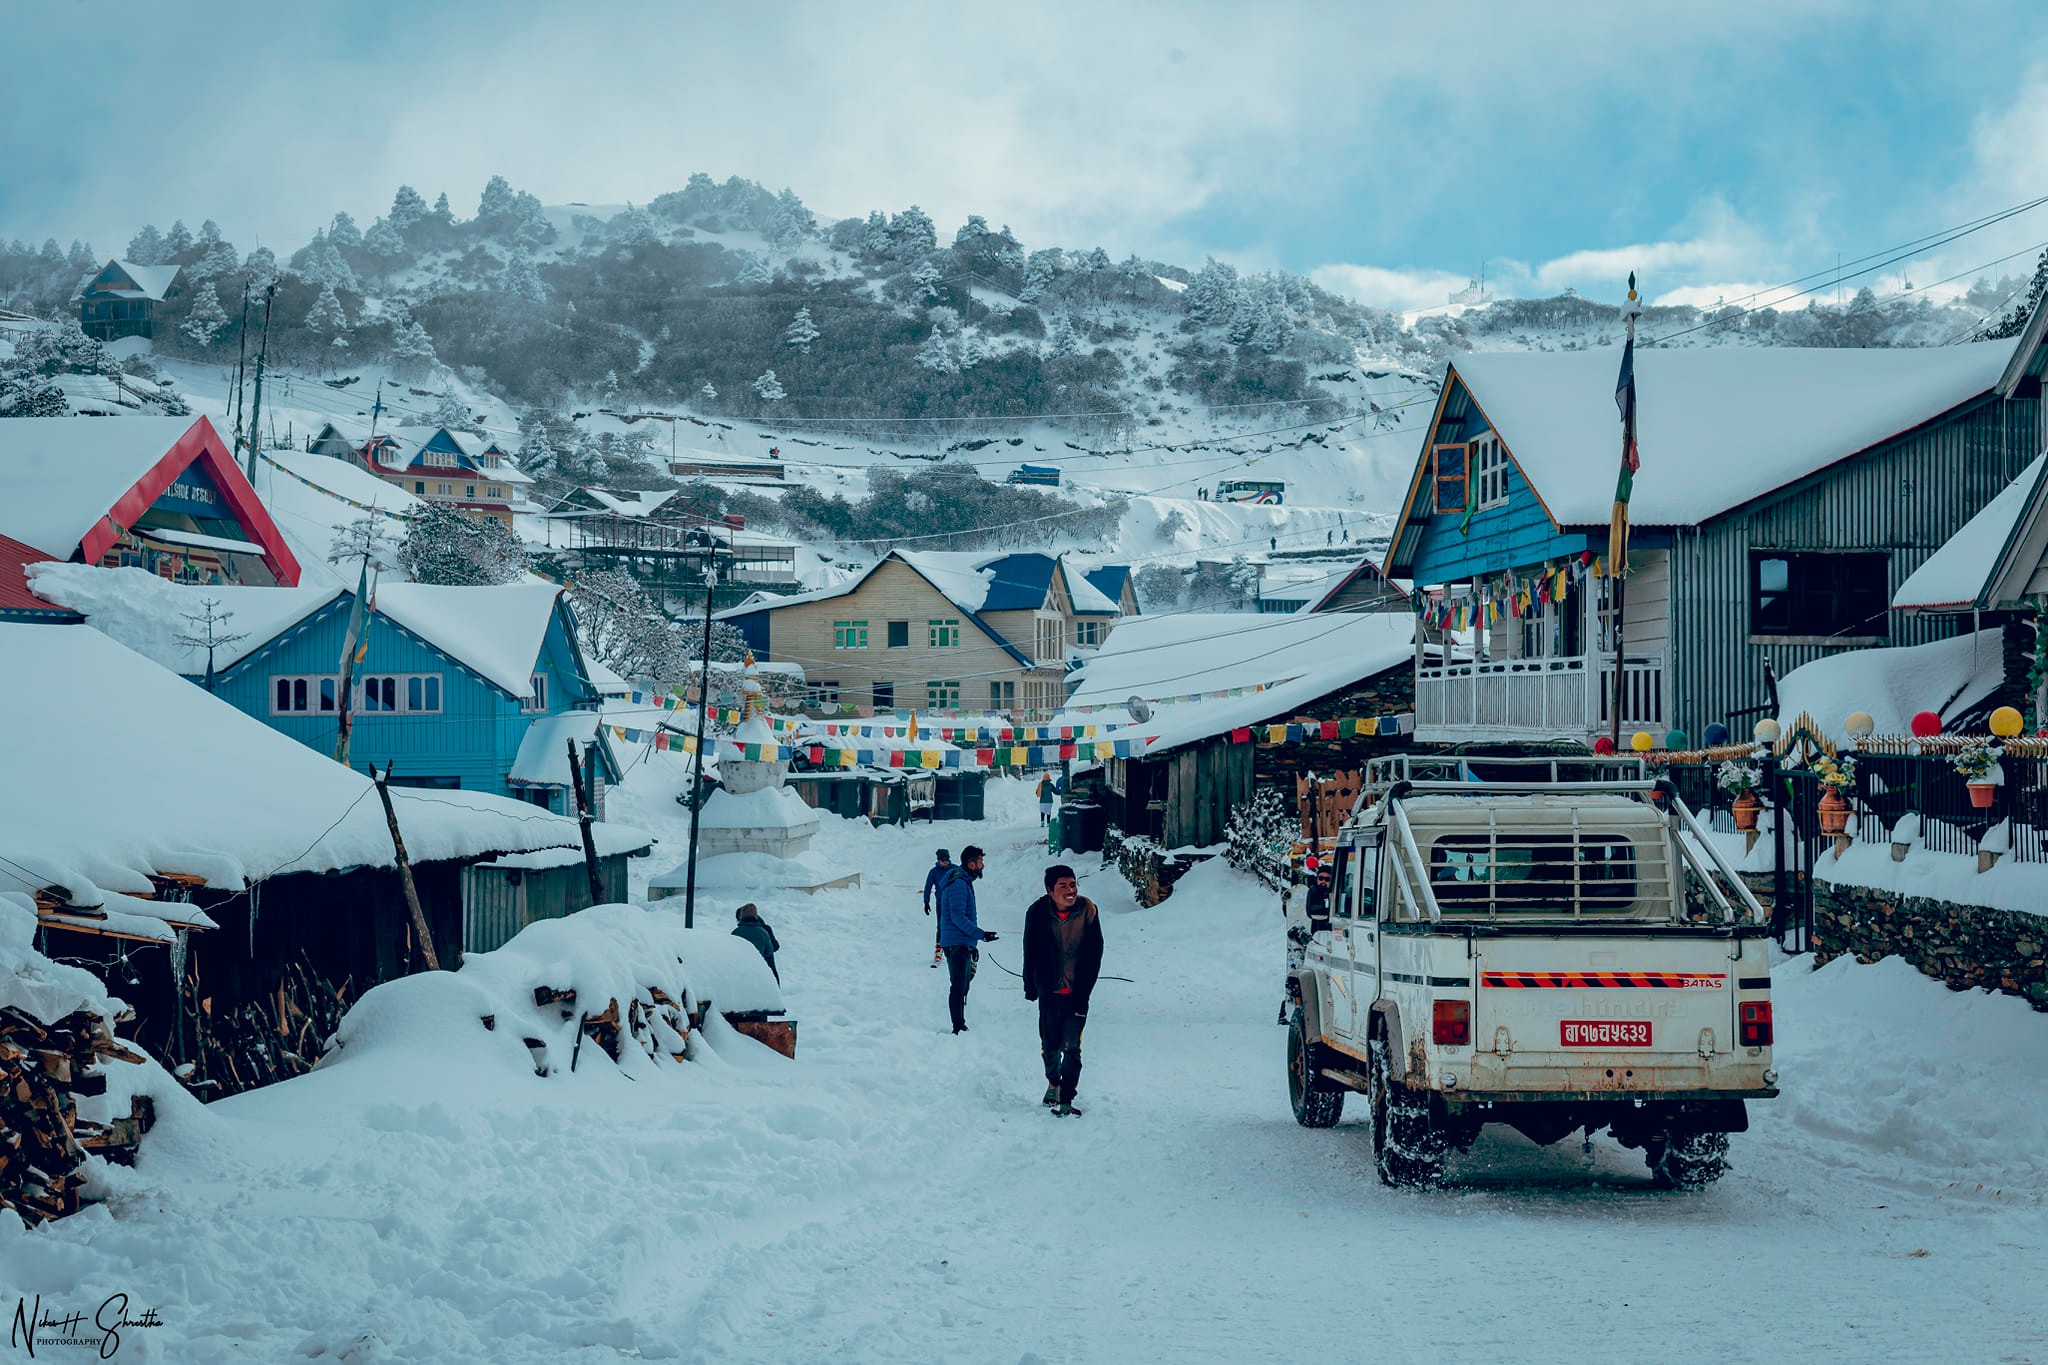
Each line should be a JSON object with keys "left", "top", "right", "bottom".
{"left": 923, "top": 848, "right": 952, "bottom": 968}
{"left": 1023, "top": 863, "right": 1103, "bottom": 1117}
{"left": 1037, "top": 773, "right": 1055, "bottom": 826}
{"left": 732, "top": 902, "right": 781, "bottom": 983}
{"left": 936, "top": 845, "right": 998, "bottom": 1033}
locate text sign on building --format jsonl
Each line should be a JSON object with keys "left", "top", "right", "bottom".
{"left": 152, "top": 463, "right": 225, "bottom": 519}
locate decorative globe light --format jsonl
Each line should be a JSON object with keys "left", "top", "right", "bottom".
{"left": 1592, "top": 736, "right": 1616, "bottom": 755}
{"left": 1631, "top": 730, "right": 1655, "bottom": 752}
{"left": 1703, "top": 723, "right": 1730, "bottom": 747}
{"left": 1665, "top": 728, "right": 1689, "bottom": 751}
{"left": 1844, "top": 711, "right": 1876, "bottom": 738}
{"left": 1754, "top": 719, "right": 1782, "bottom": 744}
{"left": 1909, "top": 711, "right": 1942, "bottom": 738}
{"left": 1989, "top": 706, "right": 2024, "bottom": 738}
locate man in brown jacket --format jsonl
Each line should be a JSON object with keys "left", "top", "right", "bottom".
{"left": 1021, "top": 863, "right": 1104, "bottom": 1117}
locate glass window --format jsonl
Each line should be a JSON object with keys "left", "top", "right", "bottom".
{"left": 835, "top": 620, "right": 869, "bottom": 649}
{"left": 990, "top": 680, "right": 1016, "bottom": 711}
{"left": 522, "top": 673, "right": 549, "bottom": 713}
{"left": 465, "top": 485, "right": 477, "bottom": 499}
{"left": 1428, "top": 833, "right": 1638, "bottom": 912}
{"left": 318, "top": 677, "right": 338, "bottom": 712}
{"left": 887, "top": 620, "right": 910, "bottom": 648}
{"left": 873, "top": 682, "right": 895, "bottom": 711}
{"left": 927, "top": 680, "right": 961, "bottom": 710}
{"left": 1750, "top": 552, "right": 1889, "bottom": 639}
{"left": 1474, "top": 434, "right": 1509, "bottom": 509}
{"left": 928, "top": 618, "right": 960, "bottom": 647}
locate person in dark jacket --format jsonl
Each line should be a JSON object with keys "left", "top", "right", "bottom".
{"left": 935, "top": 845, "right": 997, "bottom": 1033}
{"left": 1022, "top": 863, "right": 1104, "bottom": 1116}
{"left": 923, "top": 848, "right": 952, "bottom": 968}
{"left": 732, "top": 902, "right": 781, "bottom": 982}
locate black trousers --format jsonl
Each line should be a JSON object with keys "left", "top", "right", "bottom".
{"left": 1037, "top": 994, "right": 1087, "bottom": 1103}
{"left": 944, "top": 946, "right": 976, "bottom": 1029}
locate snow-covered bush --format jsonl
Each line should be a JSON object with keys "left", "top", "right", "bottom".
{"left": 1224, "top": 787, "right": 1294, "bottom": 891}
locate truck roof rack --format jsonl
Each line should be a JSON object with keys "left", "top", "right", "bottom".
{"left": 1364, "top": 753, "right": 1647, "bottom": 797}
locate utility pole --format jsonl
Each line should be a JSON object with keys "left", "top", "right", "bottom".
{"left": 680, "top": 548, "right": 727, "bottom": 928}
{"left": 373, "top": 762, "right": 441, "bottom": 972}
{"left": 229, "top": 286, "right": 251, "bottom": 459}
{"left": 243, "top": 282, "right": 277, "bottom": 481}
{"left": 565, "top": 738, "right": 606, "bottom": 908}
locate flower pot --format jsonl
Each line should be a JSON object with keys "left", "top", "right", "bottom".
{"left": 1732, "top": 791, "right": 1761, "bottom": 832}
{"left": 1966, "top": 781, "right": 1997, "bottom": 809}
{"left": 1817, "top": 787, "right": 1851, "bottom": 835}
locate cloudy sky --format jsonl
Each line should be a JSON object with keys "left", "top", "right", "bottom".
{"left": 5, "top": 1, "right": 2045, "bottom": 310}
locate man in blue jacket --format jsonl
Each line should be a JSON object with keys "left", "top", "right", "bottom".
{"left": 922, "top": 848, "right": 952, "bottom": 968}
{"left": 935, "top": 845, "right": 998, "bottom": 1033}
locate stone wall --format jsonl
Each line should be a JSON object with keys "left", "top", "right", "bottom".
{"left": 1815, "top": 881, "right": 2048, "bottom": 1011}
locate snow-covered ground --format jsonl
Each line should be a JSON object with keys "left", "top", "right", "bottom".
{"left": 6, "top": 774, "right": 2045, "bottom": 1362}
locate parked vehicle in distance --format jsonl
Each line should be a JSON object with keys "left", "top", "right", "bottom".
{"left": 1286, "top": 754, "right": 1777, "bottom": 1188}
{"left": 1217, "top": 479, "right": 1284, "bottom": 504}
{"left": 1007, "top": 464, "right": 1061, "bottom": 487}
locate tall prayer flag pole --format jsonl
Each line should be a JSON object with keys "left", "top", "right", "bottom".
{"left": 1608, "top": 272, "right": 1643, "bottom": 750}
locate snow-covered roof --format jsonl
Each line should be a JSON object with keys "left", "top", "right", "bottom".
{"left": 1774, "top": 628, "right": 2007, "bottom": 743}
{"left": 1893, "top": 454, "right": 2048, "bottom": 612}
{"left": 0, "top": 623, "right": 648, "bottom": 907}
{"left": 1065, "top": 610, "right": 1416, "bottom": 752}
{"left": 49, "top": 372, "right": 176, "bottom": 414}
{"left": 1069, "top": 566, "right": 1120, "bottom": 615}
{"left": 373, "top": 581, "right": 565, "bottom": 698}
{"left": 1449, "top": 342, "right": 2011, "bottom": 526}
{"left": 508, "top": 711, "right": 602, "bottom": 786}
{"left": 101, "top": 260, "right": 183, "bottom": 301}
{"left": 898, "top": 550, "right": 1003, "bottom": 613}
{"left": 26, "top": 563, "right": 344, "bottom": 673}
{"left": 0, "top": 415, "right": 215, "bottom": 558}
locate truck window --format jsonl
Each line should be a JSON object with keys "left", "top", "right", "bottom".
{"left": 1353, "top": 830, "right": 1382, "bottom": 919}
{"left": 1428, "top": 833, "right": 1638, "bottom": 912}
{"left": 1329, "top": 848, "right": 1353, "bottom": 920}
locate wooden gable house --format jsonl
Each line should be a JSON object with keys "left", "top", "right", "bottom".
{"left": 75, "top": 259, "right": 185, "bottom": 340}
{"left": 1384, "top": 337, "right": 2045, "bottom": 747}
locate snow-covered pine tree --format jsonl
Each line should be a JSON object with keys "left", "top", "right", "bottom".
{"left": 126, "top": 225, "right": 165, "bottom": 264}
{"left": 180, "top": 281, "right": 229, "bottom": 347}
{"left": 601, "top": 370, "right": 620, "bottom": 403}
{"left": 1985, "top": 247, "right": 2048, "bottom": 340}
{"left": 698, "top": 381, "right": 717, "bottom": 403}
{"left": 959, "top": 333, "right": 986, "bottom": 369}
{"left": 500, "top": 255, "right": 547, "bottom": 302}
{"left": 889, "top": 205, "right": 938, "bottom": 259}
{"left": 328, "top": 211, "right": 362, "bottom": 248}
{"left": 916, "top": 325, "right": 957, "bottom": 373}
{"left": 1184, "top": 257, "right": 1242, "bottom": 325}
{"left": 860, "top": 210, "right": 891, "bottom": 258}
{"left": 430, "top": 192, "right": 454, "bottom": 223}
{"left": 911, "top": 259, "right": 943, "bottom": 302}
{"left": 389, "top": 316, "right": 438, "bottom": 379}
{"left": 767, "top": 189, "right": 815, "bottom": 250}
{"left": 190, "top": 241, "right": 239, "bottom": 282}
{"left": 477, "top": 174, "right": 517, "bottom": 225}
{"left": 736, "top": 253, "right": 774, "bottom": 285}
{"left": 1019, "top": 248, "right": 1061, "bottom": 303}
{"left": 783, "top": 307, "right": 820, "bottom": 353}
{"left": 163, "top": 220, "right": 194, "bottom": 258}
{"left": 66, "top": 240, "right": 95, "bottom": 271}
{"left": 305, "top": 283, "right": 348, "bottom": 334}
{"left": 609, "top": 205, "right": 659, "bottom": 247}
{"left": 389, "top": 185, "right": 428, "bottom": 231}
{"left": 243, "top": 246, "right": 279, "bottom": 290}
{"left": 398, "top": 503, "right": 529, "bottom": 585}
{"left": 363, "top": 217, "right": 405, "bottom": 258}
{"left": 429, "top": 388, "right": 480, "bottom": 433}
{"left": 752, "top": 369, "right": 786, "bottom": 401}
{"left": 1047, "top": 315, "right": 1081, "bottom": 358}
{"left": 197, "top": 219, "right": 222, "bottom": 247}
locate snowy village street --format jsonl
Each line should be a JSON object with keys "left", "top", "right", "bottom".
{"left": 0, "top": 780, "right": 2040, "bottom": 1364}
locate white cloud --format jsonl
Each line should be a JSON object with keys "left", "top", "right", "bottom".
{"left": 1309, "top": 264, "right": 1474, "bottom": 312}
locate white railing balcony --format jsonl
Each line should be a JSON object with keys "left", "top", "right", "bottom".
{"left": 1416, "top": 652, "right": 1665, "bottom": 742}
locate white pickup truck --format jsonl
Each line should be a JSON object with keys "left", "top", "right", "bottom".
{"left": 1285, "top": 756, "right": 1778, "bottom": 1188}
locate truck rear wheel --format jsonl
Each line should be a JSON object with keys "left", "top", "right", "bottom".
{"left": 1646, "top": 1128, "right": 1730, "bottom": 1190}
{"left": 1368, "top": 1032, "right": 1446, "bottom": 1188}
{"left": 1287, "top": 1008, "right": 1343, "bottom": 1129}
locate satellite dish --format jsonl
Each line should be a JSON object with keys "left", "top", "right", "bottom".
{"left": 1127, "top": 696, "right": 1154, "bottom": 723}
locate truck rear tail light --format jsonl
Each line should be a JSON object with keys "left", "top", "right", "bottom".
{"left": 1739, "top": 1000, "right": 1773, "bottom": 1047}
{"left": 1432, "top": 999, "right": 1470, "bottom": 1046}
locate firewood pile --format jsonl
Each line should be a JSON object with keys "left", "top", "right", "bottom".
{"left": 188, "top": 955, "right": 352, "bottom": 1100}
{"left": 0, "top": 1003, "right": 153, "bottom": 1226}
{"left": 511, "top": 981, "right": 694, "bottom": 1075}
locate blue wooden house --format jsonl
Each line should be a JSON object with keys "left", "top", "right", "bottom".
{"left": 207, "top": 580, "right": 622, "bottom": 814}
{"left": 1383, "top": 334, "right": 2046, "bottom": 746}
{"left": 75, "top": 259, "right": 186, "bottom": 341}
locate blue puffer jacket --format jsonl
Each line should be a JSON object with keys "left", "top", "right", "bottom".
{"left": 935, "top": 866, "right": 982, "bottom": 948}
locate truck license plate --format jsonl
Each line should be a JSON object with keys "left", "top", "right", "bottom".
{"left": 1560, "top": 1020, "right": 1652, "bottom": 1047}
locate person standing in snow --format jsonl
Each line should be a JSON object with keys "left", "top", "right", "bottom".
{"left": 1036, "top": 773, "right": 1056, "bottom": 826}
{"left": 936, "top": 845, "right": 997, "bottom": 1034}
{"left": 732, "top": 903, "right": 781, "bottom": 983}
{"left": 923, "top": 848, "right": 952, "bottom": 968}
{"left": 1022, "top": 864, "right": 1103, "bottom": 1117}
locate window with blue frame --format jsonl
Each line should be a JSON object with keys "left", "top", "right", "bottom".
{"left": 1433, "top": 445, "right": 1468, "bottom": 513}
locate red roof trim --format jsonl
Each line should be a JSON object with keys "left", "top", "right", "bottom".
{"left": 0, "top": 534, "right": 78, "bottom": 618}
{"left": 85, "top": 416, "right": 303, "bottom": 586}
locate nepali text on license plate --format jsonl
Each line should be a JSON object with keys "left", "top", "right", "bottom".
{"left": 1560, "top": 1020, "right": 1651, "bottom": 1047}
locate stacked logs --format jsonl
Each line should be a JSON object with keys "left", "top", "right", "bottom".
{"left": 0, "top": 1003, "right": 153, "bottom": 1226}
{"left": 514, "top": 982, "right": 693, "bottom": 1075}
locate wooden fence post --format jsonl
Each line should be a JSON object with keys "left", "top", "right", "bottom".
{"left": 565, "top": 740, "right": 606, "bottom": 908}
{"left": 373, "top": 763, "right": 441, "bottom": 971}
